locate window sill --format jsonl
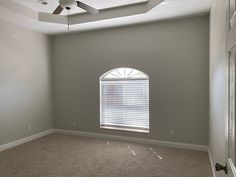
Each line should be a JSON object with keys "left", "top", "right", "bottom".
{"left": 100, "top": 125, "right": 149, "bottom": 133}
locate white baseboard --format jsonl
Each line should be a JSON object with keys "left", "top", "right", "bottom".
{"left": 208, "top": 148, "right": 216, "bottom": 177}
{"left": 0, "top": 129, "right": 55, "bottom": 152}
{"left": 0, "top": 128, "right": 208, "bottom": 152}
{"left": 54, "top": 129, "right": 208, "bottom": 152}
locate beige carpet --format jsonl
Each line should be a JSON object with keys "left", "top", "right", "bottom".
{"left": 0, "top": 134, "right": 212, "bottom": 177}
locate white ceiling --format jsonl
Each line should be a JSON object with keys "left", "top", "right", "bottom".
{"left": 14, "top": 0, "right": 147, "bottom": 15}
{"left": 0, "top": 0, "right": 211, "bottom": 35}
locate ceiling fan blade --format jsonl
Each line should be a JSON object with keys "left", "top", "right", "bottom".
{"left": 76, "top": 1, "right": 99, "bottom": 14}
{"left": 53, "top": 5, "right": 63, "bottom": 15}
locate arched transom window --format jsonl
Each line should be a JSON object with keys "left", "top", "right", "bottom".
{"left": 100, "top": 67, "right": 149, "bottom": 133}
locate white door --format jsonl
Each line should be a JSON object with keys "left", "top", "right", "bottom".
{"left": 226, "top": 0, "right": 236, "bottom": 176}
{"left": 227, "top": 45, "right": 236, "bottom": 177}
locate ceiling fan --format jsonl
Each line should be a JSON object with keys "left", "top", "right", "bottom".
{"left": 53, "top": 0, "right": 100, "bottom": 15}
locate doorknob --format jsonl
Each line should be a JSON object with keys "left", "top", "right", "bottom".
{"left": 215, "top": 163, "right": 227, "bottom": 174}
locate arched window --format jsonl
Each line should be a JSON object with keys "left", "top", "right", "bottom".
{"left": 100, "top": 67, "right": 149, "bottom": 133}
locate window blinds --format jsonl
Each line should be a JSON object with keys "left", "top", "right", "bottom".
{"left": 100, "top": 79, "right": 149, "bottom": 133}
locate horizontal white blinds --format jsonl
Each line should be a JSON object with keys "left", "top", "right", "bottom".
{"left": 100, "top": 80, "right": 149, "bottom": 133}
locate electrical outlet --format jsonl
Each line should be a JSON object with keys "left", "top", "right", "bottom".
{"left": 73, "top": 121, "right": 77, "bottom": 127}
{"left": 170, "top": 129, "right": 174, "bottom": 136}
{"left": 28, "top": 125, "right": 32, "bottom": 132}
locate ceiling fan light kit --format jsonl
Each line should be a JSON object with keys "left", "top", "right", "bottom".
{"left": 59, "top": 0, "right": 77, "bottom": 9}
{"left": 52, "top": 0, "right": 100, "bottom": 30}
{"left": 53, "top": 0, "right": 99, "bottom": 15}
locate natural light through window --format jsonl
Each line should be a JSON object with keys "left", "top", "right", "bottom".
{"left": 100, "top": 67, "right": 149, "bottom": 133}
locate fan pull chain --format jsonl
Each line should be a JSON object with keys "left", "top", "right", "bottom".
{"left": 67, "top": 10, "right": 70, "bottom": 30}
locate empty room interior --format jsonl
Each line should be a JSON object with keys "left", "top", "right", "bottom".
{"left": 0, "top": 0, "right": 235, "bottom": 177}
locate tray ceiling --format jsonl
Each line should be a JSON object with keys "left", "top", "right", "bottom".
{"left": 14, "top": 0, "right": 147, "bottom": 15}
{"left": 1, "top": 0, "right": 211, "bottom": 35}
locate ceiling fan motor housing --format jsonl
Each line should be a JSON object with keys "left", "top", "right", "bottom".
{"left": 59, "top": 0, "right": 77, "bottom": 9}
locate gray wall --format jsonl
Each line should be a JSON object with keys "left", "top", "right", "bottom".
{"left": 52, "top": 15, "right": 209, "bottom": 145}
{"left": 209, "top": 0, "right": 227, "bottom": 174}
{"left": 0, "top": 20, "right": 53, "bottom": 145}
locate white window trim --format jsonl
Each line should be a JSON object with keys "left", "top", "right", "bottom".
{"left": 100, "top": 67, "right": 150, "bottom": 133}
